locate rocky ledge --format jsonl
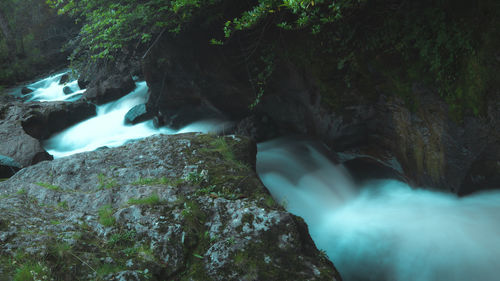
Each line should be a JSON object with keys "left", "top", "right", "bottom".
{"left": 0, "top": 133, "right": 340, "bottom": 281}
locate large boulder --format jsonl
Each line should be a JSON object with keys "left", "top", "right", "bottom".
{"left": 21, "top": 101, "right": 96, "bottom": 140}
{"left": 84, "top": 74, "right": 136, "bottom": 105}
{"left": 0, "top": 102, "right": 53, "bottom": 167}
{"left": 0, "top": 133, "right": 341, "bottom": 281}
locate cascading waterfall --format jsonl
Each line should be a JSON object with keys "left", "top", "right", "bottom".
{"left": 20, "top": 72, "right": 233, "bottom": 158}
{"left": 17, "top": 71, "right": 85, "bottom": 102}
{"left": 257, "top": 138, "right": 500, "bottom": 281}
{"left": 19, "top": 73, "right": 500, "bottom": 281}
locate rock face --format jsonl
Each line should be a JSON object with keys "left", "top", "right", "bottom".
{"left": 84, "top": 74, "right": 136, "bottom": 105}
{"left": 142, "top": 32, "right": 254, "bottom": 129}
{"left": 0, "top": 133, "right": 341, "bottom": 281}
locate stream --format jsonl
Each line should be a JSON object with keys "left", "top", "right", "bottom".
{"left": 14, "top": 73, "right": 500, "bottom": 281}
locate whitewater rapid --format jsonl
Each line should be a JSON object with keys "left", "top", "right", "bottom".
{"left": 257, "top": 138, "right": 500, "bottom": 281}
{"left": 19, "top": 72, "right": 500, "bottom": 281}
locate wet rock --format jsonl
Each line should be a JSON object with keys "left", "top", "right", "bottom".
{"left": 0, "top": 103, "right": 53, "bottom": 167}
{"left": 21, "top": 101, "right": 96, "bottom": 140}
{"left": 59, "top": 74, "right": 70, "bottom": 85}
{"left": 21, "top": 87, "right": 33, "bottom": 95}
{"left": 78, "top": 78, "right": 90, "bottom": 89}
{"left": 342, "top": 156, "right": 407, "bottom": 184}
{"left": 63, "top": 85, "right": 74, "bottom": 95}
{"left": 124, "top": 104, "right": 153, "bottom": 125}
{"left": 84, "top": 74, "right": 136, "bottom": 105}
{"left": 0, "top": 155, "right": 21, "bottom": 178}
{"left": 0, "top": 133, "right": 340, "bottom": 281}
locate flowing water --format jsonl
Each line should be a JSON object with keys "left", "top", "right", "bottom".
{"left": 15, "top": 71, "right": 85, "bottom": 102}
{"left": 257, "top": 138, "right": 500, "bottom": 281}
{"left": 20, "top": 73, "right": 500, "bottom": 281}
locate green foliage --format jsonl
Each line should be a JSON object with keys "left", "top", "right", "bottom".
{"left": 47, "top": 0, "right": 499, "bottom": 118}
{"left": 98, "top": 204, "right": 115, "bottom": 227}
{"left": 13, "top": 262, "right": 50, "bottom": 281}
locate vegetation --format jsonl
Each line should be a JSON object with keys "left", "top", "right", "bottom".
{"left": 36, "top": 182, "right": 61, "bottom": 191}
{"left": 127, "top": 193, "right": 161, "bottom": 206}
{"left": 98, "top": 204, "right": 115, "bottom": 227}
{"left": 97, "top": 173, "right": 118, "bottom": 190}
{"left": 0, "top": 0, "right": 75, "bottom": 85}
{"left": 43, "top": 0, "right": 498, "bottom": 118}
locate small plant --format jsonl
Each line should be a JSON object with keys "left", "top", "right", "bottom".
{"left": 127, "top": 194, "right": 161, "bottom": 206}
{"left": 36, "top": 182, "right": 61, "bottom": 191}
{"left": 57, "top": 201, "right": 69, "bottom": 210}
{"left": 16, "top": 188, "right": 27, "bottom": 195}
{"left": 98, "top": 204, "right": 115, "bottom": 227}
{"left": 98, "top": 173, "right": 118, "bottom": 190}
{"left": 131, "top": 177, "right": 168, "bottom": 186}
{"left": 13, "top": 262, "right": 50, "bottom": 281}
{"left": 184, "top": 170, "right": 209, "bottom": 185}
{"left": 108, "top": 230, "right": 136, "bottom": 246}
{"left": 50, "top": 220, "right": 61, "bottom": 225}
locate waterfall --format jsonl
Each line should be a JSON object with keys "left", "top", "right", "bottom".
{"left": 257, "top": 138, "right": 500, "bottom": 281}
{"left": 37, "top": 80, "right": 232, "bottom": 158}
{"left": 20, "top": 71, "right": 85, "bottom": 102}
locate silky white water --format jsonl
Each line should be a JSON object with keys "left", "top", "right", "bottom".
{"left": 257, "top": 138, "right": 500, "bottom": 281}
{"left": 20, "top": 71, "right": 85, "bottom": 102}
{"left": 38, "top": 81, "right": 232, "bottom": 158}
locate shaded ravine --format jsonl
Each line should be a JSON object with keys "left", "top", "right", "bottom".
{"left": 16, "top": 73, "right": 500, "bottom": 281}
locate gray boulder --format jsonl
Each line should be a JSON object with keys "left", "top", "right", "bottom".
{"left": 124, "top": 104, "right": 152, "bottom": 125}
{"left": 0, "top": 133, "right": 341, "bottom": 281}
{"left": 84, "top": 74, "right": 136, "bottom": 105}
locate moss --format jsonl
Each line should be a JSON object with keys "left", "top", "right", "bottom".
{"left": 36, "top": 182, "right": 61, "bottom": 191}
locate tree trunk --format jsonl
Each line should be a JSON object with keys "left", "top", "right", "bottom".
{"left": 0, "top": 9, "right": 17, "bottom": 60}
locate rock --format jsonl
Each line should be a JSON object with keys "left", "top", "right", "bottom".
{"left": 0, "top": 133, "right": 340, "bottom": 281}
{"left": 142, "top": 32, "right": 254, "bottom": 128}
{"left": 461, "top": 141, "right": 500, "bottom": 195}
{"left": 0, "top": 118, "right": 52, "bottom": 167}
{"left": 124, "top": 104, "right": 152, "bottom": 125}
{"left": 78, "top": 78, "right": 89, "bottom": 89}
{"left": 21, "top": 101, "right": 96, "bottom": 140}
{"left": 21, "top": 87, "right": 33, "bottom": 95}
{"left": 84, "top": 74, "right": 136, "bottom": 105}
{"left": 341, "top": 156, "right": 407, "bottom": 184}
{"left": 63, "top": 85, "right": 74, "bottom": 95}
{"left": 59, "top": 74, "right": 70, "bottom": 85}
{"left": 0, "top": 155, "right": 21, "bottom": 178}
